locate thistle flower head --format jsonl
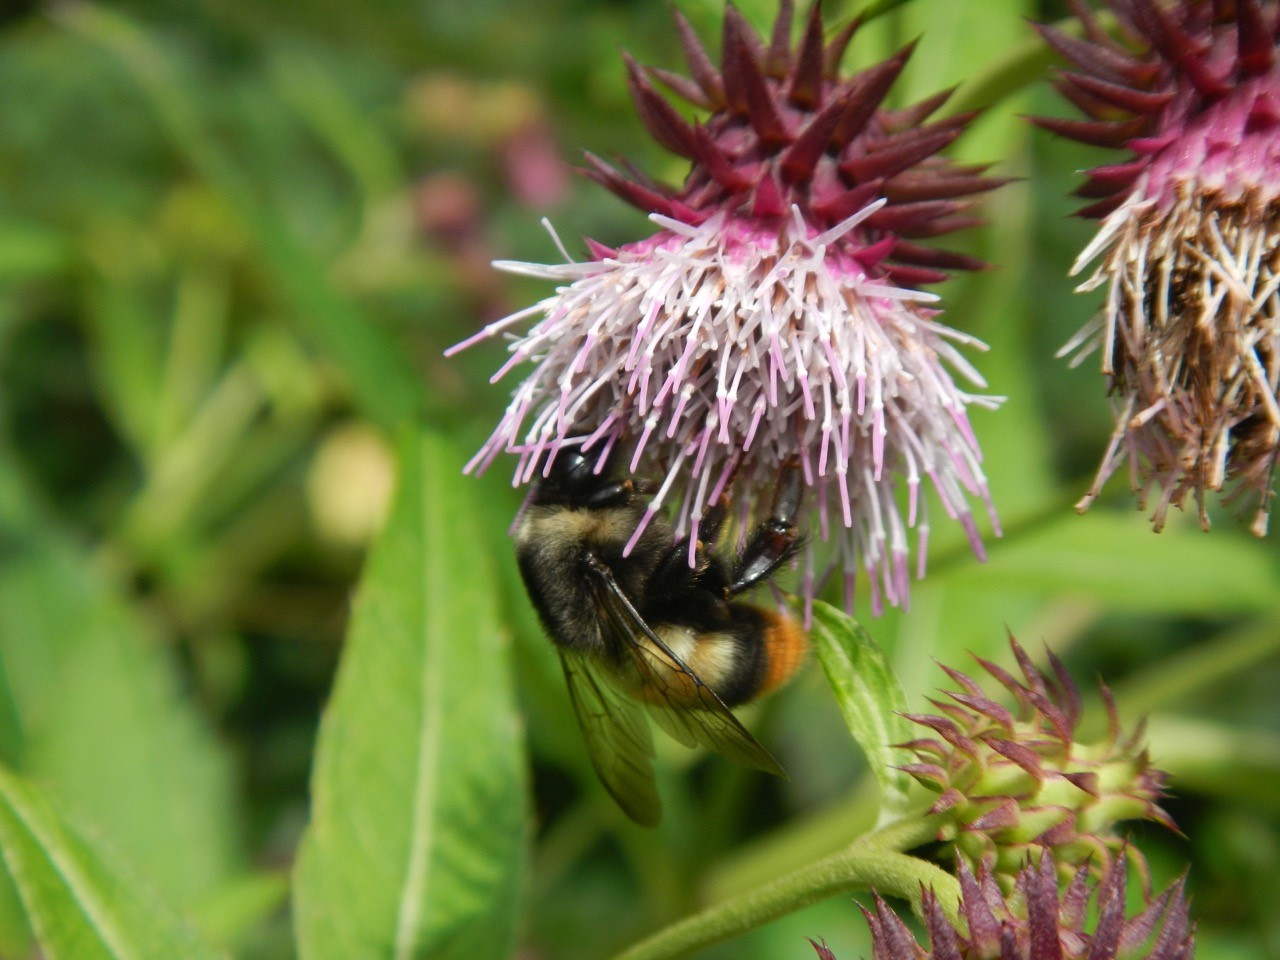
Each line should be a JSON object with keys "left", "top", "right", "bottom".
{"left": 449, "top": 2, "right": 1007, "bottom": 613}
{"left": 814, "top": 850, "right": 1195, "bottom": 960}
{"left": 1038, "top": 0, "right": 1280, "bottom": 535}
{"left": 901, "top": 637, "right": 1175, "bottom": 880}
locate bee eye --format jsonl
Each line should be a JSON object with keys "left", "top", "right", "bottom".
{"left": 546, "top": 441, "right": 619, "bottom": 497}
{"left": 543, "top": 453, "right": 594, "bottom": 500}
{"left": 559, "top": 451, "right": 594, "bottom": 487}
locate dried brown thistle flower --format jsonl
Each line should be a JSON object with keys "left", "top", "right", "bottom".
{"left": 1037, "top": 0, "right": 1280, "bottom": 534}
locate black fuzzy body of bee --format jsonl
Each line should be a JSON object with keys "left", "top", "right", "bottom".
{"left": 515, "top": 449, "right": 806, "bottom": 706}
{"left": 512, "top": 446, "right": 806, "bottom": 824}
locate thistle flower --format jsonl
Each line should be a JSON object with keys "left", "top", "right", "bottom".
{"left": 900, "top": 637, "right": 1175, "bottom": 880}
{"left": 1038, "top": 0, "right": 1280, "bottom": 535}
{"left": 448, "top": 2, "right": 1007, "bottom": 612}
{"left": 814, "top": 851, "right": 1195, "bottom": 960}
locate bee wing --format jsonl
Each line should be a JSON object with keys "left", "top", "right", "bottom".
{"left": 558, "top": 648, "right": 662, "bottom": 827}
{"left": 583, "top": 554, "right": 785, "bottom": 779}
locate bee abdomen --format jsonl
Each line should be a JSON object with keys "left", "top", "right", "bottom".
{"left": 756, "top": 608, "right": 808, "bottom": 697}
{"left": 688, "top": 606, "right": 807, "bottom": 707}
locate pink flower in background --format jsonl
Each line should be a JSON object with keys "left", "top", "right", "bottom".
{"left": 451, "top": 2, "right": 1006, "bottom": 612}
{"left": 500, "top": 121, "right": 570, "bottom": 210}
{"left": 1039, "top": 0, "right": 1280, "bottom": 535}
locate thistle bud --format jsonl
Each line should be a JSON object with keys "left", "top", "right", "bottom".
{"left": 901, "top": 638, "right": 1175, "bottom": 879}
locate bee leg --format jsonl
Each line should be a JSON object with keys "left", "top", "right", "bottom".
{"left": 646, "top": 520, "right": 731, "bottom": 606}
{"left": 697, "top": 496, "right": 730, "bottom": 550}
{"left": 668, "top": 490, "right": 737, "bottom": 578}
{"left": 727, "top": 460, "right": 804, "bottom": 597}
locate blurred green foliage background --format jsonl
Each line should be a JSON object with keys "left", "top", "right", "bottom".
{"left": 0, "top": 0, "right": 1277, "bottom": 957}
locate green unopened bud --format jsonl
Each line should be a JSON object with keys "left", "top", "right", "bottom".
{"left": 900, "top": 637, "right": 1176, "bottom": 882}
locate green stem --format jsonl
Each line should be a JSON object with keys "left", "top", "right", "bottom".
{"left": 1110, "top": 617, "right": 1280, "bottom": 723}
{"left": 947, "top": 31, "right": 1063, "bottom": 116}
{"left": 612, "top": 818, "right": 957, "bottom": 960}
{"left": 851, "top": 811, "right": 947, "bottom": 852}
{"left": 948, "top": 11, "right": 1118, "bottom": 116}
{"left": 856, "top": 0, "right": 914, "bottom": 26}
{"left": 923, "top": 494, "right": 1072, "bottom": 581}
{"left": 704, "top": 782, "right": 881, "bottom": 902}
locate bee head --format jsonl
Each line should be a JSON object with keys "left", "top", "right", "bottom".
{"left": 530, "top": 446, "right": 620, "bottom": 507}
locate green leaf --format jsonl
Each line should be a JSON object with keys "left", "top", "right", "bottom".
{"left": 56, "top": 2, "right": 424, "bottom": 433}
{"left": 942, "top": 512, "right": 1280, "bottom": 614}
{"left": 1142, "top": 715, "right": 1280, "bottom": 813}
{"left": 189, "top": 870, "right": 290, "bottom": 950}
{"left": 0, "top": 218, "right": 72, "bottom": 283}
{"left": 267, "top": 49, "right": 403, "bottom": 204}
{"left": 0, "top": 456, "right": 241, "bottom": 913}
{"left": 803, "top": 600, "right": 911, "bottom": 824}
{"left": 292, "top": 428, "right": 528, "bottom": 960}
{"left": 79, "top": 274, "right": 166, "bottom": 459}
{"left": 0, "top": 765, "right": 223, "bottom": 960}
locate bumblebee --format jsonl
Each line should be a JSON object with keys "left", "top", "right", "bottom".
{"left": 514, "top": 447, "right": 807, "bottom": 825}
